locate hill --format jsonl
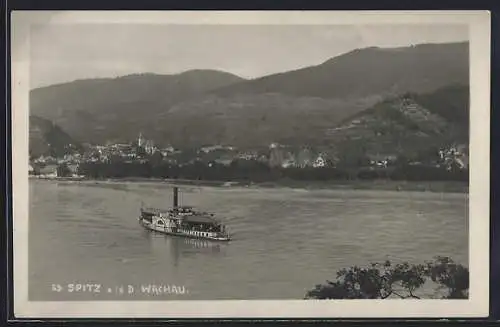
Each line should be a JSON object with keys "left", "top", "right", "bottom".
{"left": 29, "top": 70, "right": 245, "bottom": 144}
{"left": 329, "top": 84, "right": 469, "bottom": 160}
{"left": 29, "top": 115, "right": 81, "bottom": 158}
{"left": 215, "top": 42, "right": 468, "bottom": 99}
{"left": 156, "top": 43, "right": 469, "bottom": 148}
{"left": 29, "top": 42, "right": 469, "bottom": 148}
{"left": 411, "top": 84, "right": 469, "bottom": 129}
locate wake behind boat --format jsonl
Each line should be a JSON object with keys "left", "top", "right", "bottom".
{"left": 138, "top": 187, "right": 231, "bottom": 242}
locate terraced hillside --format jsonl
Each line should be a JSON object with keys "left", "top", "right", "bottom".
{"left": 328, "top": 85, "right": 468, "bottom": 158}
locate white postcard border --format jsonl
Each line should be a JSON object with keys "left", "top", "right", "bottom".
{"left": 11, "top": 10, "right": 491, "bottom": 318}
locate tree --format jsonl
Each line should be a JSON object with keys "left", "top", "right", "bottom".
{"left": 149, "top": 151, "right": 164, "bottom": 166}
{"left": 415, "top": 146, "right": 440, "bottom": 164}
{"left": 56, "top": 163, "right": 72, "bottom": 177}
{"left": 305, "top": 256, "right": 468, "bottom": 300}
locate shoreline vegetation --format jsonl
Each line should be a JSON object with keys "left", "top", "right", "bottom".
{"left": 28, "top": 160, "right": 469, "bottom": 193}
{"left": 30, "top": 175, "right": 468, "bottom": 194}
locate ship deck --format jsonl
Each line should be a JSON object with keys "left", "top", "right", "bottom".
{"left": 183, "top": 214, "right": 219, "bottom": 224}
{"left": 141, "top": 207, "right": 221, "bottom": 225}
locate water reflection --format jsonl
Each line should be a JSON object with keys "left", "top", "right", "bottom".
{"left": 145, "top": 229, "right": 224, "bottom": 266}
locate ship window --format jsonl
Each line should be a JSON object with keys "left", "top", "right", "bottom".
{"left": 157, "top": 220, "right": 164, "bottom": 225}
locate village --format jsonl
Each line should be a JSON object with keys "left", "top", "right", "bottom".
{"left": 29, "top": 132, "right": 469, "bottom": 180}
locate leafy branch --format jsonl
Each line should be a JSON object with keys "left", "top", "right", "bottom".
{"left": 305, "top": 256, "right": 468, "bottom": 300}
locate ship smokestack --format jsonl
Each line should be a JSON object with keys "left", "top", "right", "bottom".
{"left": 173, "top": 186, "right": 179, "bottom": 208}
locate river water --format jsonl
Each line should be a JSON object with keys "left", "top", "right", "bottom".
{"left": 28, "top": 179, "right": 468, "bottom": 300}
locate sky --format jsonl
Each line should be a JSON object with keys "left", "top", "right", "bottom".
{"left": 29, "top": 23, "right": 468, "bottom": 89}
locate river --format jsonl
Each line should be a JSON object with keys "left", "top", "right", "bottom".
{"left": 28, "top": 179, "right": 468, "bottom": 300}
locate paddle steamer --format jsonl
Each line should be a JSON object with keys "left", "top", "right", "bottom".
{"left": 139, "top": 187, "right": 231, "bottom": 241}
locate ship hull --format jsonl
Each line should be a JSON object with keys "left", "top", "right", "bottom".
{"left": 139, "top": 218, "right": 231, "bottom": 242}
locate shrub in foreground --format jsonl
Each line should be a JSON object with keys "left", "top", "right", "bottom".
{"left": 305, "top": 256, "right": 468, "bottom": 299}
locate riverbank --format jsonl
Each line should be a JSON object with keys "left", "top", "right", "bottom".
{"left": 30, "top": 175, "right": 468, "bottom": 193}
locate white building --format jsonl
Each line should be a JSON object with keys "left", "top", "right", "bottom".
{"left": 145, "top": 140, "right": 156, "bottom": 154}
{"left": 313, "top": 154, "right": 327, "bottom": 168}
{"left": 281, "top": 159, "right": 296, "bottom": 168}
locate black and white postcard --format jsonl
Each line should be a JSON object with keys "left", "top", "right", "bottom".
{"left": 11, "top": 10, "right": 491, "bottom": 318}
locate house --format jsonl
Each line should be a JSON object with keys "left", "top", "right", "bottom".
{"left": 236, "top": 151, "right": 258, "bottom": 161}
{"left": 34, "top": 155, "right": 57, "bottom": 165}
{"left": 281, "top": 158, "right": 297, "bottom": 168}
{"left": 459, "top": 156, "right": 469, "bottom": 169}
{"left": 257, "top": 154, "right": 269, "bottom": 163}
{"left": 145, "top": 140, "right": 157, "bottom": 155}
{"left": 269, "top": 145, "right": 287, "bottom": 168}
{"left": 161, "top": 146, "right": 176, "bottom": 157}
{"left": 367, "top": 154, "right": 398, "bottom": 168}
{"left": 439, "top": 144, "right": 469, "bottom": 170}
{"left": 67, "top": 164, "right": 80, "bottom": 176}
{"left": 200, "top": 145, "right": 236, "bottom": 154}
{"left": 214, "top": 157, "right": 234, "bottom": 166}
{"left": 200, "top": 145, "right": 222, "bottom": 153}
{"left": 38, "top": 164, "right": 58, "bottom": 177}
{"left": 454, "top": 153, "right": 469, "bottom": 170}
{"left": 313, "top": 154, "right": 327, "bottom": 168}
